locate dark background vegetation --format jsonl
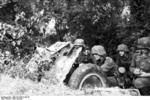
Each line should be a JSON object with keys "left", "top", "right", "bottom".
{"left": 0, "top": 0, "right": 150, "bottom": 57}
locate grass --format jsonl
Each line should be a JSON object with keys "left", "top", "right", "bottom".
{"left": 0, "top": 74, "right": 85, "bottom": 96}
{"left": 0, "top": 74, "right": 138, "bottom": 96}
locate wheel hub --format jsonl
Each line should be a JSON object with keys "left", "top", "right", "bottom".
{"left": 80, "top": 74, "right": 103, "bottom": 90}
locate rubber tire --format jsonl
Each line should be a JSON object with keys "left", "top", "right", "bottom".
{"left": 68, "top": 63, "right": 108, "bottom": 89}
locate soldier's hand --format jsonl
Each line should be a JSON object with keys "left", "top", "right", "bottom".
{"left": 139, "top": 71, "right": 150, "bottom": 77}
{"left": 133, "top": 68, "right": 141, "bottom": 75}
{"left": 139, "top": 71, "right": 147, "bottom": 77}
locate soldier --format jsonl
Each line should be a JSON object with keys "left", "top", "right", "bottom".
{"left": 73, "top": 39, "right": 86, "bottom": 49}
{"left": 91, "top": 45, "right": 118, "bottom": 86}
{"left": 115, "top": 44, "right": 131, "bottom": 68}
{"left": 73, "top": 38, "right": 92, "bottom": 64}
{"left": 64, "top": 39, "right": 92, "bottom": 84}
{"left": 130, "top": 37, "right": 150, "bottom": 95}
{"left": 113, "top": 44, "right": 132, "bottom": 88}
{"left": 91, "top": 45, "right": 107, "bottom": 66}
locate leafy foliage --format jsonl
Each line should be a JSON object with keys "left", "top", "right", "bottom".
{"left": 0, "top": 0, "right": 150, "bottom": 83}
{"left": 0, "top": 0, "right": 150, "bottom": 59}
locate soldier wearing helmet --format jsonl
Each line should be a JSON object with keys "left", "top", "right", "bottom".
{"left": 91, "top": 45, "right": 106, "bottom": 65}
{"left": 115, "top": 44, "right": 131, "bottom": 71}
{"left": 116, "top": 43, "right": 130, "bottom": 63}
{"left": 117, "top": 44, "right": 129, "bottom": 52}
{"left": 64, "top": 39, "right": 93, "bottom": 83}
{"left": 91, "top": 45, "right": 118, "bottom": 86}
{"left": 72, "top": 38, "right": 92, "bottom": 64}
{"left": 91, "top": 45, "right": 117, "bottom": 73}
{"left": 130, "top": 37, "right": 150, "bottom": 95}
{"left": 74, "top": 39, "right": 86, "bottom": 47}
{"left": 113, "top": 44, "right": 132, "bottom": 88}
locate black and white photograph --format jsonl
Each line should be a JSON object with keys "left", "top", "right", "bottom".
{"left": 0, "top": 0, "right": 150, "bottom": 97}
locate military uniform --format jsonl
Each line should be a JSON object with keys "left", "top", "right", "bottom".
{"left": 113, "top": 44, "right": 133, "bottom": 88}
{"left": 130, "top": 54, "right": 150, "bottom": 88}
{"left": 64, "top": 39, "right": 93, "bottom": 83}
{"left": 91, "top": 45, "right": 107, "bottom": 66}
{"left": 101, "top": 57, "right": 117, "bottom": 76}
{"left": 130, "top": 37, "right": 150, "bottom": 95}
{"left": 116, "top": 55, "right": 133, "bottom": 88}
{"left": 115, "top": 54, "right": 132, "bottom": 71}
{"left": 115, "top": 44, "right": 131, "bottom": 71}
{"left": 76, "top": 50, "right": 93, "bottom": 64}
{"left": 73, "top": 39, "right": 93, "bottom": 64}
{"left": 91, "top": 45, "right": 118, "bottom": 86}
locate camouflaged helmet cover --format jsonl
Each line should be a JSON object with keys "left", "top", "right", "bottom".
{"left": 137, "top": 37, "right": 150, "bottom": 50}
{"left": 74, "top": 39, "right": 85, "bottom": 46}
{"left": 117, "top": 44, "right": 129, "bottom": 52}
{"left": 91, "top": 45, "right": 106, "bottom": 56}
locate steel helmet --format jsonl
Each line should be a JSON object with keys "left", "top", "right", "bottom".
{"left": 137, "top": 37, "right": 150, "bottom": 50}
{"left": 117, "top": 44, "right": 129, "bottom": 52}
{"left": 91, "top": 45, "right": 106, "bottom": 56}
{"left": 74, "top": 39, "right": 85, "bottom": 46}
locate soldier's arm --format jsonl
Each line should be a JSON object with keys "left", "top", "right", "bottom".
{"left": 139, "top": 71, "right": 150, "bottom": 77}
{"left": 101, "top": 57, "right": 118, "bottom": 72}
{"left": 129, "top": 54, "right": 136, "bottom": 73}
{"left": 109, "top": 57, "right": 119, "bottom": 75}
